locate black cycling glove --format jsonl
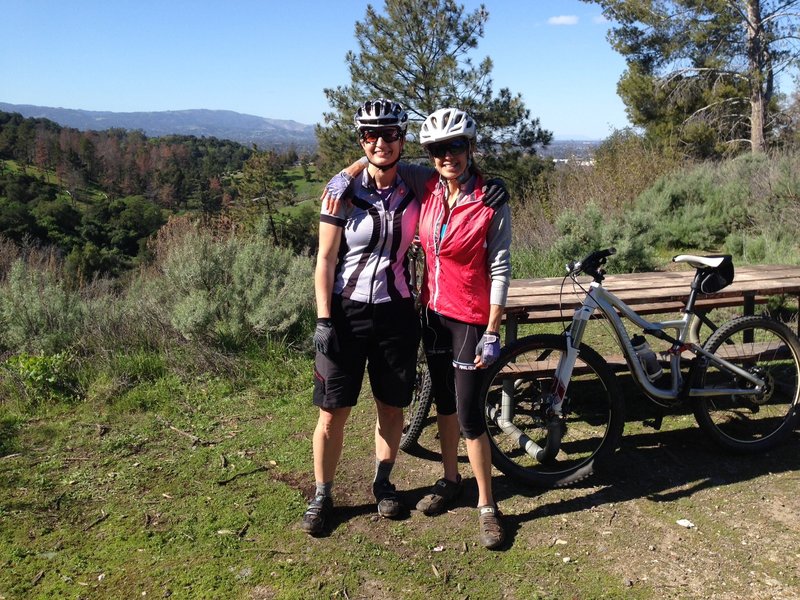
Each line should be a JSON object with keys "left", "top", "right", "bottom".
{"left": 481, "top": 178, "right": 510, "bottom": 209}
{"left": 313, "top": 318, "right": 338, "bottom": 356}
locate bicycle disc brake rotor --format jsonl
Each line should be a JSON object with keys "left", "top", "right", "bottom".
{"left": 733, "top": 366, "right": 773, "bottom": 407}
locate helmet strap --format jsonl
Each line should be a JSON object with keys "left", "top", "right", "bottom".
{"left": 456, "top": 156, "right": 473, "bottom": 184}
{"left": 368, "top": 157, "right": 401, "bottom": 172}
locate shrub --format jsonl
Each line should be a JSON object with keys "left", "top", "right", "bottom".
{"left": 150, "top": 219, "right": 315, "bottom": 349}
{"left": 632, "top": 162, "right": 751, "bottom": 250}
{"left": 550, "top": 203, "right": 657, "bottom": 273}
{"left": 0, "top": 259, "right": 85, "bottom": 354}
{"left": 622, "top": 151, "right": 800, "bottom": 264}
{"left": 536, "top": 129, "right": 681, "bottom": 216}
{"left": 512, "top": 129, "right": 678, "bottom": 272}
{"left": 2, "top": 351, "right": 80, "bottom": 406}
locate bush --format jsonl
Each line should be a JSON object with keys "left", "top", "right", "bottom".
{"left": 623, "top": 151, "right": 800, "bottom": 264}
{"left": 550, "top": 203, "right": 657, "bottom": 273}
{"left": 534, "top": 129, "right": 680, "bottom": 216}
{"left": 0, "top": 259, "right": 85, "bottom": 354}
{"left": 512, "top": 129, "right": 678, "bottom": 272}
{"left": 149, "top": 218, "right": 315, "bottom": 349}
{"left": 2, "top": 351, "right": 80, "bottom": 406}
{"left": 633, "top": 163, "right": 750, "bottom": 250}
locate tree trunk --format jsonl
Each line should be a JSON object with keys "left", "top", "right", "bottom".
{"left": 264, "top": 197, "right": 279, "bottom": 245}
{"left": 746, "top": 0, "right": 767, "bottom": 153}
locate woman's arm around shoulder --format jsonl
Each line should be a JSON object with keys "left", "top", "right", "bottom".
{"left": 397, "top": 162, "right": 437, "bottom": 200}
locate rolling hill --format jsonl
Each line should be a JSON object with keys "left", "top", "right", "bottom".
{"left": 0, "top": 102, "right": 317, "bottom": 151}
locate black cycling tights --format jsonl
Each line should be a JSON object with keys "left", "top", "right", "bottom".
{"left": 421, "top": 309, "right": 487, "bottom": 439}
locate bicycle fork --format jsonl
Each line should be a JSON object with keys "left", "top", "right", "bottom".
{"left": 487, "top": 303, "right": 593, "bottom": 464}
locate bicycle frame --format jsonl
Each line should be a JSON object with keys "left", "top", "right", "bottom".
{"left": 493, "top": 277, "right": 770, "bottom": 464}
{"left": 556, "top": 279, "right": 768, "bottom": 405}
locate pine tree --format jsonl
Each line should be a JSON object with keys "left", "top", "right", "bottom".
{"left": 584, "top": 0, "right": 800, "bottom": 155}
{"left": 315, "top": 0, "right": 551, "bottom": 180}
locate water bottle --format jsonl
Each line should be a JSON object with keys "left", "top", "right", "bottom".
{"left": 631, "top": 334, "right": 663, "bottom": 382}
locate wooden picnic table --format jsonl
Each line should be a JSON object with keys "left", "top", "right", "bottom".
{"left": 502, "top": 264, "right": 800, "bottom": 344}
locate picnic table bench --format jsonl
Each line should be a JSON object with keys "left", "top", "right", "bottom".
{"left": 502, "top": 264, "right": 800, "bottom": 344}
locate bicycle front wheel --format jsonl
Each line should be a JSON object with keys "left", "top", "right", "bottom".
{"left": 694, "top": 315, "right": 800, "bottom": 452}
{"left": 399, "top": 341, "right": 433, "bottom": 451}
{"left": 482, "top": 334, "right": 625, "bottom": 488}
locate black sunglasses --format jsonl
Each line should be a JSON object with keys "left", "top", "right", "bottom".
{"left": 361, "top": 128, "right": 403, "bottom": 144}
{"left": 427, "top": 138, "right": 469, "bottom": 158}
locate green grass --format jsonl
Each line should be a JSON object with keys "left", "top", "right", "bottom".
{"left": 284, "top": 164, "right": 323, "bottom": 201}
{"left": 1, "top": 344, "right": 650, "bottom": 600}
{"left": 2, "top": 331, "right": 797, "bottom": 599}
{"left": 0, "top": 346, "right": 316, "bottom": 599}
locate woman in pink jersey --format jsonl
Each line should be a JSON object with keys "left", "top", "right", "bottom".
{"left": 414, "top": 108, "right": 511, "bottom": 549}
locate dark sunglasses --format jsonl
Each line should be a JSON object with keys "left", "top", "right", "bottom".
{"left": 427, "top": 138, "right": 469, "bottom": 158}
{"left": 361, "top": 128, "right": 403, "bottom": 144}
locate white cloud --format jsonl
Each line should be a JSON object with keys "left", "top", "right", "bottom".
{"left": 548, "top": 15, "right": 579, "bottom": 26}
{"left": 592, "top": 15, "right": 609, "bottom": 24}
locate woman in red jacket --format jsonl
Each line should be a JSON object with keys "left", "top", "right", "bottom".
{"left": 414, "top": 108, "right": 511, "bottom": 549}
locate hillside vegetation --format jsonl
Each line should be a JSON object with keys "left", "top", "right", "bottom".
{"left": 2, "top": 112, "right": 800, "bottom": 598}
{"left": 511, "top": 133, "right": 800, "bottom": 278}
{"left": 3, "top": 117, "right": 800, "bottom": 431}
{"left": 0, "top": 111, "right": 321, "bottom": 279}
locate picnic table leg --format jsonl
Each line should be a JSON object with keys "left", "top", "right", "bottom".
{"left": 743, "top": 294, "right": 755, "bottom": 343}
{"left": 500, "top": 314, "right": 518, "bottom": 431}
{"left": 504, "top": 314, "right": 519, "bottom": 346}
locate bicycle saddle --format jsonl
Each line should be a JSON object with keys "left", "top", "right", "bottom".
{"left": 672, "top": 254, "right": 730, "bottom": 269}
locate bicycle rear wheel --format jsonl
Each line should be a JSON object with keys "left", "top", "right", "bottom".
{"left": 693, "top": 315, "right": 800, "bottom": 452}
{"left": 482, "top": 334, "right": 625, "bottom": 488}
{"left": 399, "top": 341, "right": 433, "bottom": 451}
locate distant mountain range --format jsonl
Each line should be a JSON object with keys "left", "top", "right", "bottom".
{"left": 0, "top": 102, "right": 318, "bottom": 151}
{"left": 0, "top": 102, "right": 600, "bottom": 159}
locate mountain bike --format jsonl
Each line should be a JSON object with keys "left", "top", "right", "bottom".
{"left": 400, "top": 239, "right": 433, "bottom": 451}
{"left": 482, "top": 248, "right": 800, "bottom": 488}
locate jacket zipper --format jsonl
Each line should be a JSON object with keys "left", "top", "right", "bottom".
{"left": 430, "top": 189, "right": 482, "bottom": 312}
{"left": 432, "top": 199, "right": 453, "bottom": 312}
{"left": 369, "top": 199, "right": 392, "bottom": 304}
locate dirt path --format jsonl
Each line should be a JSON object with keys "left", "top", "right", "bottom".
{"left": 328, "top": 408, "right": 800, "bottom": 599}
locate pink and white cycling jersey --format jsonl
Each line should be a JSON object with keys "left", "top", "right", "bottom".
{"left": 320, "top": 169, "right": 423, "bottom": 304}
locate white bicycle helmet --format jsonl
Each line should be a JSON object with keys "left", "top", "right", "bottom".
{"left": 419, "top": 108, "right": 477, "bottom": 146}
{"left": 354, "top": 98, "right": 409, "bottom": 132}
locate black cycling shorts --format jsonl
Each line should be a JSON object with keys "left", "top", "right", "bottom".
{"left": 313, "top": 295, "right": 420, "bottom": 410}
{"left": 422, "top": 308, "right": 487, "bottom": 439}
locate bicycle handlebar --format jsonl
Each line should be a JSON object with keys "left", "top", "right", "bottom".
{"left": 566, "top": 247, "right": 617, "bottom": 280}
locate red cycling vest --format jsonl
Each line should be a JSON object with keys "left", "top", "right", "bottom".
{"left": 418, "top": 175, "right": 495, "bottom": 325}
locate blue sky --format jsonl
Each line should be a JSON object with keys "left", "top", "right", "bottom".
{"left": 1, "top": 0, "right": 630, "bottom": 140}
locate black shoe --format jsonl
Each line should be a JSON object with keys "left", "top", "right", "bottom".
{"left": 373, "top": 480, "right": 403, "bottom": 519}
{"left": 416, "top": 476, "right": 462, "bottom": 516}
{"left": 301, "top": 494, "right": 333, "bottom": 536}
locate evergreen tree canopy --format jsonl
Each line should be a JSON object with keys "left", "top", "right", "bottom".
{"left": 583, "top": 0, "right": 800, "bottom": 156}
{"left": 315, "top": 0, "right": 552, "bottom": 182}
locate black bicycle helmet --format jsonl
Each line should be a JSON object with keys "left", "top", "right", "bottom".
{"left": 354, "top": 98, "right": 409, "bottom": 132}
